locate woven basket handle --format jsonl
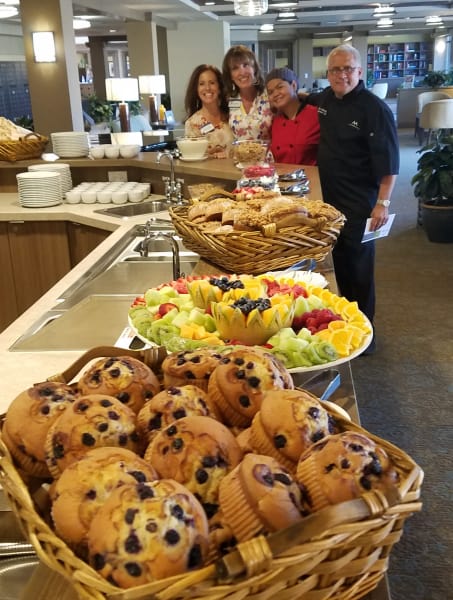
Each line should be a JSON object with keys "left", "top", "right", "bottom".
{"left": 21, "top": 132, "right": 41, "bottom": 141}
{"left": 261, "top": 214, "right": 328, "bottom": 237}
{"left": 44, "top": 345, "right": 167, "bottom": 384}
{"left": 215, "top": 486, "right": 401, "bottom": 582}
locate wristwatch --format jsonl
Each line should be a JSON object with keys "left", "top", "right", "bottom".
{"left": 377, "top": 199, "right": 391, "bottom": 207}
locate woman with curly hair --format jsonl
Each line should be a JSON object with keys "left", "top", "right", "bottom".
{"left": 222, "top": 45, "right": 273, "bottom": 141}
{"left": 184, "top": 64, "right": 234, "bottom": 159}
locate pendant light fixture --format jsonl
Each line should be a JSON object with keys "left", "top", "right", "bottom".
{"left": 233, "top": 0, "right": 268, "bottom": 17}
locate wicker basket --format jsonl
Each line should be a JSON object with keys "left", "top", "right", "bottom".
{"left": 0, "top": 132, "right": 49, "bottom": 162}
{"left": 169, "top": 205, "right": 345, "bottom": 274}
{"left": 0, "top": 391, "right": 423, "bottom": 600}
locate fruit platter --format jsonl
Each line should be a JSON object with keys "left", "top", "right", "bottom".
{"left": 128, "top": 273, "right": 372, "bottom": 372}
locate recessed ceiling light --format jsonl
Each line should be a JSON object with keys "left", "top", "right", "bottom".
{"left": 0, "top": 6, "right": 18, "bottom": 18}
{"left": 373, "top": 5, "right": 395, "bottom": 16}
{"left": 260, "top": 23, "right": 274, "bottom": 31}
{"left": 425, "top": 15, "right": 443, "bottom": 25}
{"left": 278, "top": 11, "right": 295, "bottom": 18}
{"left": 377, "top": 17, "right": 393, "bottom": 27}
{"left": 73, "top": 18, "right": 91, "bottom": 30}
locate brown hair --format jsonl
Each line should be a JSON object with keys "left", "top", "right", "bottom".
{"left": 183, "top": 64, "right": 229, "bottom": 122}
{"left": 222, "top": 45, "right": 265, "bottom": 97}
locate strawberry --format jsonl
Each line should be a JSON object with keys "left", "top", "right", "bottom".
{"left": 158, "top": 303, "right": 178, "bottom": 317}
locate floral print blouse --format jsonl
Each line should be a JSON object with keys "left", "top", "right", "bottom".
{"left": 228, "top": 90, "right": 273, "bottom": 141}
{"left": 184, "top": 111, "right": 234, "bottom": 158}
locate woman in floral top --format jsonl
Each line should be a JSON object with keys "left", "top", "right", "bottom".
{"left": 222, "top": 45, "right": 273, "bottom": 141}
{"left": 184, "top": 64, "right": 234, "bottom": 159}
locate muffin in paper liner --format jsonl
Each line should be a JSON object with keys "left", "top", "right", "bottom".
{"left": 249, "top": 412, "right": 297, "bottom": 473}
{"left": 218, "top": 453, "right": 308, "bottom": 542}
{"left": 295, "top": 432, "right": 401, "bottom": 512}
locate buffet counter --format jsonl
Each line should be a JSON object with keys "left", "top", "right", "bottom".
{"left": 0, "top": 156, "right": 390, "bottom": 600}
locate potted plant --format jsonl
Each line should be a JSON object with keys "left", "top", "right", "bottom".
{"left": 85, "top": 95, "right": 114, "bottom": 131}
{"left": 411, "top": 134, "right": 453, "bottom": 242}
{"left": 423, "top": 71, "right": 448, "bottom": 89}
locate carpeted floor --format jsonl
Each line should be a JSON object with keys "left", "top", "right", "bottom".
{"left": 350, "top": 129, "right": 453, "bottom": 600}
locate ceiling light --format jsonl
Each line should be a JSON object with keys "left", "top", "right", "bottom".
{"left": 75, "top": 36, "right": 89, "bottom": 45}
{"left": 425, "top": 15, "right": 443, "bottom": 25}
{"left": 73, "top": 18, "right": 91, "bottom": 30}
{"left": 3, "top": 0, "right": 20, "bottom": 5}
{"left": 260, "top": 23, "right": 274, "bottom": 32}
{"left": 278, "top": 11, "right": 295, "bottom": 18}
{"left": 376, "top": 17, "right": 393, "bottom": 27}
{"left": 0, "top": 5, "right": 18, "bottom": 18}
{"left": 271, "top": 2, "right": 297, "bottom": 6}
{"left": 233, "top": 0, "right": 268, "bottom": 17}
{"left": 373, "top": 5, "right": 395, "bottom": 17}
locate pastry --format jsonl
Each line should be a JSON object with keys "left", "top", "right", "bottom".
{"left": 207, "top": 347, "right": 294, "bottom": 428}
{"left": 45, "top": 394, "right": 141, "bottom": 478}
{"left": 136, "top": 384, "right": 213, "bottom": 445}
{"left": 77, "top": 355, "right": 160, "bottom": 415}
{"left": 50, "top": 446, "right": 158, "bottom": 557}
{"left": 161, "top": 347, "right": 226, "bottom": 393}
{"left": 295, "top": 431, "right": 400, "bottom": 511}
{"left": 87, "top": 479, "right": 209, "bottom": 587}
{"left": 144, "top": 415, "right": 243, "bottom": 520}
{"left": 2, "top": 381, "right": 78, "bottom": 479}
{"left": 218, "top": 453, "right": 309, "bottom": 542}
{"left": 249, "top": 388, "right": 337, "bottom": 472}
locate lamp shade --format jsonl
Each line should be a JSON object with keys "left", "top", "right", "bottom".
{"left": 105, "top": 77, "right": 139, "bottom": 102}
{"left": 233, "top": 0, "right": 268, "bottom": 17}
{"left": 138, "top": 75, "right": 166, "bottom": 95}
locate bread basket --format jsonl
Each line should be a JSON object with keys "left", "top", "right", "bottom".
{"left": 169, "top": 204, "right": 345, "bottom": 274}
{"left": 0, "top": 347, "right": 423, "bottom": 600}
{"left": 0, "top": 132, "right": 49, "bottom": 162}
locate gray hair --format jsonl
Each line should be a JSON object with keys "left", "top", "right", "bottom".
{"left": 326, "top": 45, "right": 362, "bottom": 68}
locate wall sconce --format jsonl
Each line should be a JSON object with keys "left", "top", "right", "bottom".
{"left": 138, "top": 75, "right": 166, "bottom": 127}
{"left": 32, "top": 31, "right": 56, "bottom": 63}
{"left": 233, "top": 0, "right": 268, "bottom": 17}
{"left": 105, "top": 77, "right": 139, "bottom": 132}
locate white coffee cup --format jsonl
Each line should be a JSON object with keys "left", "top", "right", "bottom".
{"left": 81, "top": 191, "right": 98, "bottom": 204}
{"left": 65, "top": 190, "right": 81, "bottom": 204}
{"left": 112, "top": 191, "right": 128, "bottom": 204}
{"left": 90, "top": 146, "right": 105, "bottom": 159}
{"left": 128, "top": 190, "right": 144, "bottom": 203}
{"left": 104, "top": 145, "right": 120, "bottom": 159}
{"left": 97, "top": 191, "right": 112, "bottom": 204}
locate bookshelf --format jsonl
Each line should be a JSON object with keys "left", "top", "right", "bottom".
{"left": 367, "top": 42, "right": 432, "bottom": 81}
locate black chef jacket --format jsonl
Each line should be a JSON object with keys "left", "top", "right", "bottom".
{"left": 310, "top": 80, "right": 399, "bottom": 222}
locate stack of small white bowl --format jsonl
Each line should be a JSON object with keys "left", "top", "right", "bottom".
{"left": 65, "top": 181, "right": 150, "bottom": 205}
{"left": 16, "top": 171, "right": 63, "bottom": 208}
{"left": 27, "top": 163, "right": 73, "bottom": 195}
{"left": 51, "top": 132, "right": 90, "bottom": 158}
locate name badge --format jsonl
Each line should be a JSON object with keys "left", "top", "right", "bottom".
{"left": 200, "top": 122, "right": 215, "bottom": 135}
{"left": 229, "top": 99, "right": 242, "bottom": 109}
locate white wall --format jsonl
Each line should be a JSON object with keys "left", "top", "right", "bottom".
{"left": 167, "top": 20, "right": 230, "bottom": 123}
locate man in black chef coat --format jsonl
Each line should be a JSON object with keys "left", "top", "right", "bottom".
{"left": 308, "top": 44, "right": 399, "bottom": 354}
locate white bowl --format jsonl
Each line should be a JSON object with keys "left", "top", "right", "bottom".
{"left": 65, "top": 191, "right": 81, "bottom": 204}
{"left": 176, "top": 137, "right": 208, "bottom": 159}
{"left": 89, "top": 146, "right": 105, "bottom": 159}
{"left": 119, "top": 144, "right": 141, "bottom": 158}
{"left": 128, "top": 190, "right": 145, "bottom": 203}
{"left": 104, "top": 145, "right": 120, "bottom": 159}
{"left": 81, "top": 191, "right": 97, "bottom": 204}
{"left": 97, "top": 191, "right": 112, "bottom": 204}
{"left": 112, "top": 191, "right": 128, "bottom": 205}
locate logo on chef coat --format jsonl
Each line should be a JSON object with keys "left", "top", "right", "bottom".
{"left": 348, "top": 120, "right": 360, "bottom": 130}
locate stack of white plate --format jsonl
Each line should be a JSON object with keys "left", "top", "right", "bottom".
{"left": 16, "top": 171, "right": 63, "bottom": 208}
{"left": 28, "top": 163, "right": 73, "bottom": 194}
{"left": 50, "top": 131, "right": 90, "bottom": 158}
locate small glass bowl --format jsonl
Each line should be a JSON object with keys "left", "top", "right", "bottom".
{"left": 231, "top": 139, "right": 269, "bottom": 168}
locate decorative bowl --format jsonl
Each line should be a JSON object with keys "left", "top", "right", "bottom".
{"left": 176, "top": 137, "right": 208, "bottom": 159}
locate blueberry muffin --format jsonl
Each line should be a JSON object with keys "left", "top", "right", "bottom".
{"left": 207, "top": 347, "right": 294, "bottom": 428}
{"left": 50, "top": 447, "right": 158, "bottom": 557}
{"left": 218, "top": 453, "right": 309, "bottom": 542}
{"left": 2, "top": 381, "right": 78, "bottom": 479}
{"left": 144, "top": 415, "right": 243, "bottom": 520}
{"left": 296, "top": 431, "right": 400, "bottom": 511}
{"left": 77, "top": 356, "right": 160, "bottom": 414}
{"left": 161, "top": 348, "right": 226, "bottom": 393}
{"left": 249, "top": 389, "right": 337, "bottom": 473}
{"left": 136, "top": 384, "right": 213, "bottom": 445}
{"left": 45, "top": 394, "right": 141, "bottom": 478}
{"left": 87, "top": 479, "right": 209, "bottom": 587}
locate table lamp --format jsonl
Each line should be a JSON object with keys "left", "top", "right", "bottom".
{"left": 138, "top": 75, "right": 166, "bottom": 129}
{"left": 105, "top": 77, "right": 139, "bottom": 132}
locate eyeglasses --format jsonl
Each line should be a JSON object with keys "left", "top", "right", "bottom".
{"left": 328, "top": 66, "right": 359, "bottom": 75}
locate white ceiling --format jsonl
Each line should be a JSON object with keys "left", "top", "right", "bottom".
{"left": 2, "top": 0, "right": 453, "bottom": 40}
{"left": 72, "top": 0, "right": 453, "bottom": 39}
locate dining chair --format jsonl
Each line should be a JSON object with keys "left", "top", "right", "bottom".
{"left": 370, "top": 82, "right": 388, "bottom": 99}
{"left": 419, "top": 98, "right": 453, "bottom": 145}
{"left": 415, "top": 91, "right": 451, "bottom": 144}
